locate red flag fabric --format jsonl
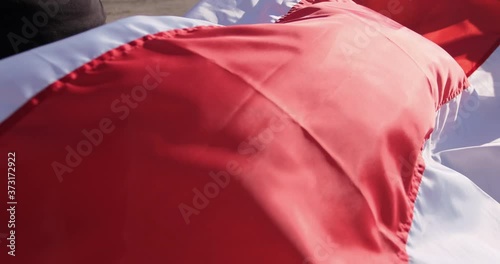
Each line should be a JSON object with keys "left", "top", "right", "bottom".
{"left": 355, "top": 0, "right": 500, "bottom": 76}
{"left": 185, "top": 0, "right": 500, "bottom": 262}
{"left": 0, "top": 1, "right": 469, "bottom": 264}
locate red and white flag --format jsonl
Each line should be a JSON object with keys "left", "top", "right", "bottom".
{"left": 0, "top": 0, "right": 498, "bottom": 263}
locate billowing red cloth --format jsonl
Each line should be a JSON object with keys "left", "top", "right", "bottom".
{"left": 0, "top": 1, "right": 467, "bottom": 263}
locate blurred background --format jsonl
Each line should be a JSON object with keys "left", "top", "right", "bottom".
{"left": 102, "top": 0, "right": 200, "bottom": 22}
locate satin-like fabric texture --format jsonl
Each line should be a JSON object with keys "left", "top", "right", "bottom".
{"left": 186, "top": 0, "right": 500, "bottom": 262}
{"left": 408, "top": 47, "right": 500, "bottom": 264}
{"left": 0, "top": 16, "right": 217, "bottom": 125}
{"left": 188, "top": 0, "right": 500, "bottom": 77}
{"left": 0, "top": 1, "right": 466, "bottom": 263}
{"left": 355, "top": 0, "right": 500, "bottom": 76}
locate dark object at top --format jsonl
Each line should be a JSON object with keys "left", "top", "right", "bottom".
{"left": 0, "top": 0, "right": 106, "bottom": 59}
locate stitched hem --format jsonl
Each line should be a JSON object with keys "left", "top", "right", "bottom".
{"left": 438, "top": 78, "right": 470, "bottom": 110}
{"left": 0, "top": 25, "right": 220, "bottom": 135}
{"left": 395, "top": 145, "right": 426, "bottom": 263}
{"left": 275, "top": 0, "right": 312, "bottom": 23}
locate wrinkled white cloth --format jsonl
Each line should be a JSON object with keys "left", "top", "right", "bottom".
{"left": 186, "top": 0, "right": 300, "bottom": 25}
